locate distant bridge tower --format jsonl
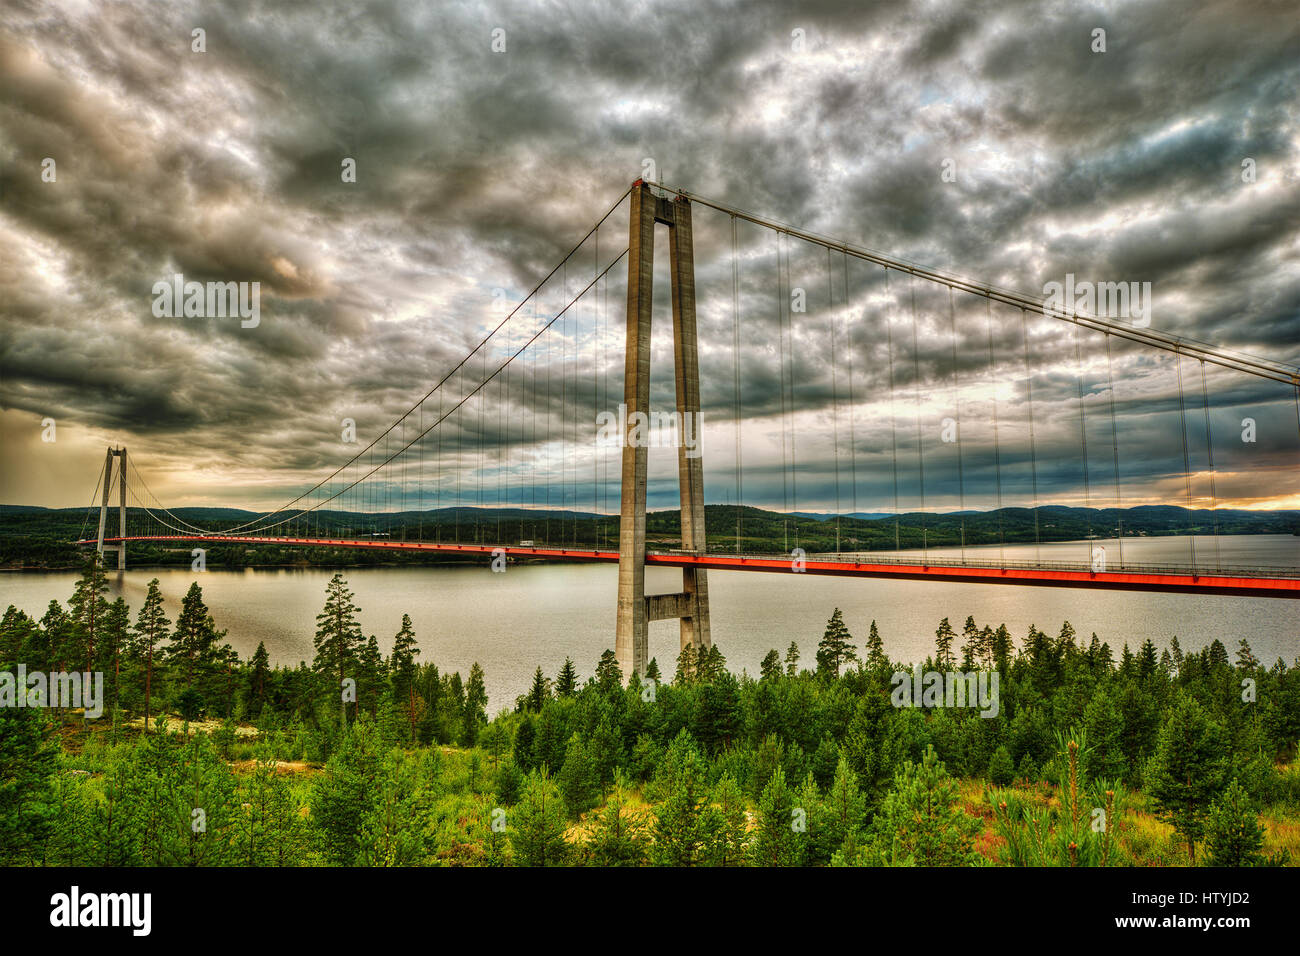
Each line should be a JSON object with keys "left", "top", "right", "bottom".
{"left": 96, "top": 446, "right": 128, "bottom": 570}
{"left": 615, "top": 182, "right": 712, "bottom": 678}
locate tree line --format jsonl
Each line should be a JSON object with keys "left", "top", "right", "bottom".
{"left": 1, "top": 557, "right": 1296, "bottom": 866}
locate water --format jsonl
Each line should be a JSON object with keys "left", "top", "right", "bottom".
{"left": 2, "top": 535, "right": 1296, "bottom": 711}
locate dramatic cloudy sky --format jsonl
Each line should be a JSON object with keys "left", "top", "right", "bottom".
{"left": 3, "top": 0, "right": 1298, "bottom": 519}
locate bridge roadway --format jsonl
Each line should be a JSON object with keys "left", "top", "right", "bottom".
{"left": 81, "top": 535, "right": 1300, "bottom": 598}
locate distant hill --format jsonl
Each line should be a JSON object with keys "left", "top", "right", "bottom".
{"left": 1, "top": 500, "right": 1295, "bottom": 569}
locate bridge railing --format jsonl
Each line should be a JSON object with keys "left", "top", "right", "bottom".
{"left": 650, "top": 547, "right": 1300, "bottom": 578}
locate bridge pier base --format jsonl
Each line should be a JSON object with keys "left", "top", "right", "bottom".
{"left": 615, "top": 182, "right": 711, "bottom": 679}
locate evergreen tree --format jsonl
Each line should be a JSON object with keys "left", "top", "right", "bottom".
{"left": 583, "top": 777, "right": 650, "bottom": 866}
{"left": 651, "top": 731, "right": 710, "bottom": 866}
{"left": 595, "top": 649, "right": 622, "bottom": 692}
{"left": 509, "top": 770, "right": 569, "bottom": 866}
{"left": 313, "top": 574, "right": 363, "bottom": 726}
{"left": 1204, "top": 778, "right": 1265, "bottom": 867}
{"left": 784, "top": 641, "right": 800, "bottom": 677}
{"left": 462, "top": 662, "right": 488, "bottom": 746}
{"left": 1145, "top": 696, "right": 1229, "bottom": 864}
{"left": 934, "top": 617, "right": 957, "bottom": 670}
{"left": 557, "top": 733, "right": 599, "bottom": 818}
{"left": 760, "top": 649, "right": 782, "bottom": 681}
{"left": 674, "top": 643, "right": 698, "bottom": 686}
{"left": 0, "top": 707, "right": 57, "bottom": 864}
{"left": 100, "top": 597, "right": 130, "bottom": 727}
{"left": 821, "top": 757, "right": 868, "bottom": 860}
{"left": 555, "top": 657, "right": 578, "bottom": 697}
{"left": 988, "top": 745, "right": 1015, "bottom": 786}
{"left": 389, "top": 615, "right": 420, "bottom": 739}
{"left": 869, "top": 746, "right": 979, "bottom": 866}
{"left": 816, "top": 608, "right": 858, "bottom": 679}
{"left": 245, "top": 641, "right": 271, "bottom": 719}
{"left": 68, "top": 553, "right": 109, "bottom": 677}
{"left": 750, "top": 765, "right": 803, "bottom": 866}
{"left": 705, "top": 773, "right": 749, "bottom": 866}
{"left": 526, "top": 666, "right": 550, "bottom": 713}
{"left": 168, "top": 582, "right": 218, "bottom": 689}
{"left": 132, "top": 579, "right": 170, "bottom": 734}
{"left": 959, "top": 616, "right": 981, "bottom": 670}
{"left": 864, "top": 620, "right": 888, "bottom": 670}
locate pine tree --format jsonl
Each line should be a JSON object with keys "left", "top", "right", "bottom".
{"left": 934, "top": 617, "right": 956, "bottom": 669}
{"left": 870, "top": 745, "right": 979, "bottom": 866}
{"left": 557, "top": 734, "right": 599, "bottom": 819}
{"left": 644, "top": 658, "right": 661, "bottom": 684}
{"left": 526, "top": 666, "right": 550, "bottom": 713}
{"left": 462, "top": 663, "right": 488, "bottom": 746}
{"left": 1204, "top": 778, "right": 1265, "bottom": 867}
{"left": 132, "top": 579, "right": 169, "bottom": 734}
{"left": 651, "top": 731, "right": 709, "bottom": 866}
{"left": 705, "top": 773, "right": 749, "bottom": 866}
{"left": 822, "top": 757, "right": 867, "bottom": 859}
{"left": 245, "top": 641, "right": 271, "bottom": 719}
{"left": 167, "top": 583, "right": 227, "bottom": 714}
{"left": 100, "top": 597, "right": 130, "bottom": 729}
{"left": 784, "top": 641, "right": 800, "bottom": 677}
{"left": 1235, "top": 639, "right": 1259, "bottom": 671}
{"left": 67, "top": 553, "right": 109, "bottom": 678}
{"left": 595, "top": 649, "right": 622, "bottom": 692}
{"left": 583, "top": 777, "right": 650, "bottom": 866}
{"left": 750, "top": 765, "right": 803, "bottom": 866}
{"left": 509, "top": 770, "right": 569, "bottom": 866}
{"left": 1146, "top": 696, "right": 1229, "bottom": 864}
{"left": 864, "top": 620, "right": 888, "bottom": 670}
{"left": 555, "top": 657, "right": 578, "bottom": 696}
{"left": 697, "top": 644, "right": 726, "bottom": 683}
{"left": 389, "top": 615, "right": 420, "bottom": 738}
{"left": 313, "top": 573, "right": 363, "bottom": 727}
{"left": 0, "top": 706, "right": 57, "bottom": 864}
{"left": 816, "top": 608, "right": 858, "bottom": 679}
{"left": 988, "top": 745, "right": 1015, "bottom": 786}
{"left": 959, "top": 616, "right": 980, "bottom": 670}
{"left": 674, "top": 643, "right": 698, "bottom": 686}
{"left": 760, "top": 649, "right": 782, "bottom": 681}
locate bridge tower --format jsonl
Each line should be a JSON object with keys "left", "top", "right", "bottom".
{"left": 96, "top": 446, "right": 128, "bottom": 570}
{"left": 615, "top": 182, "right": 711, "bottom": 678}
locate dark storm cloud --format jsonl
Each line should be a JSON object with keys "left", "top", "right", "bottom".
{"left": 1, "top": 0, "right": 1297, "bottom": 513}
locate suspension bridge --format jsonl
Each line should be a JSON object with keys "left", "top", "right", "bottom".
{"left": 76, "top": 181, "right": 1300, "bottom": 675}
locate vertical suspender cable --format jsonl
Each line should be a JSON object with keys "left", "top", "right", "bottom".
{"left": 828, "top": 246, "right": 841, "bottom": 551}
{"left": 1073, "top": 320, "right": 1093, "bottom": 562}
{"left": 1020, "top": 309, "right": 1041, "bottom": 565}
{"left": 1175, "top": 352, "right": 1197, "bottom": 569}
{"left": 732, "top": 214, "right": 742, "bottom": 553}
{"left": 1199, "top": 360, "right": 1220, "bottom": 571}
{"left": 909, "top": 273, "right": 927, "bottom": 561}
{"left": 776, "top": 230, "right": 789, "bottom": 549}
{"left": 1104, "top": 333, "right": 1123, "bottom": 567}
{"left": 885, "top": 267, "right": 900, "bottom": 552}
{"left": 843, "top": 251, "right": 858, "bottom": 524}
{"left": 985, "top": 297, "right": 1005, "bottom": 566}
{"left": 948, "top": 285, "right": 965, "bottom": 563}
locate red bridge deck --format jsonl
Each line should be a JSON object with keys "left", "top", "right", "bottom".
{"left": 82, "top": 535, "right": 1300, "bottom": 598}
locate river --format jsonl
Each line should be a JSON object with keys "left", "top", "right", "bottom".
{"left": 2, "top": 534, "right": 1296, "bottom": 711}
